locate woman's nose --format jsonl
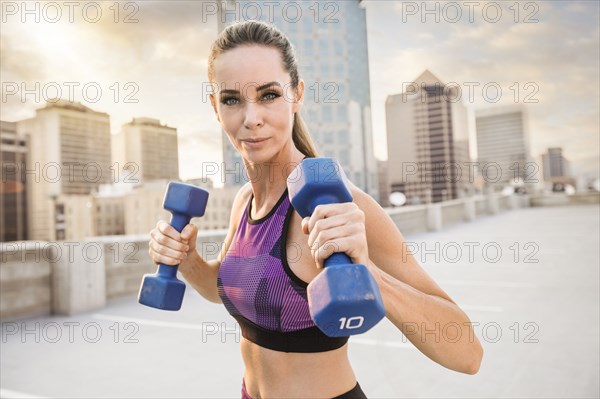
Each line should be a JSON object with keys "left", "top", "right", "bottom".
{"left": 243, "top": 102, "right": 264, "bottom": 129}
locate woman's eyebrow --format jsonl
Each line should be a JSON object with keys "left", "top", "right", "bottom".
{"left": 220, "top": 81, "right": 281, "bottom": 95}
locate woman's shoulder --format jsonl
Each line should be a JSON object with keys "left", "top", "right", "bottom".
{"left": 347, "top": 181, "right": 385, "bottom": 216}
{"left": 231, "top": 182, "right": 253, "bottom": 220}
{"left": 238, "top": 182, "right": 253, "bottom": 203}
{"left": 347, "top": 182, "right": 402, "bottom": 243}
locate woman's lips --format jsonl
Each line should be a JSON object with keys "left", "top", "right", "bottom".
{"left": 241, "top": 138, "right": 270, "bottom": 148}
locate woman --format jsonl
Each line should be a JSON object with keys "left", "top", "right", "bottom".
{"left": 148, "top": 20, "right": 483, "bottom": 399}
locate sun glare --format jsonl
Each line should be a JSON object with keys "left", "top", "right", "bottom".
{"left": 19, "top": 18, "right": 92, "bottom": 77}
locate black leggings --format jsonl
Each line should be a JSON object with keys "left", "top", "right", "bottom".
{"left": 332, "top": 382, "right": 367, "bottom": 399}
{"left": 241, "top": 380, "right": 367, "bottom": 399}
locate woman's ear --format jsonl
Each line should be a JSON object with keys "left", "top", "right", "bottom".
{"left": 292, "top": 79, "right": 305, "bottom": 114}
{"left": 209, "top": 94, "right": 221, "bottom": 122}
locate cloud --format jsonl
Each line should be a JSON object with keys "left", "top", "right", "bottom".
{"left": 364, "top": 0, "right": 599, "bottom": 176}
{"left": 1, "top": 0, "right": 598, "bottom": 180}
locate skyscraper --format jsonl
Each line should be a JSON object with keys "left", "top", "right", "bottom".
{"left": 386, "top": 70, "right": 471, "bottom": 204}
{"left": 1, "top": 120, "right": 28, "bottom": 242}
{"left": 112, "top": 117, "right": 179, "bottom": 184}
{"left": 475, "top": 105, "right": 531, "bottom": 187}
{"left": 217, "top": 0, "right": 379, "bottom": 200}
{"left": 16, "top": 100, "right": 112, "bottom": 240}
{"left": 542, "top": 147, "right": 571, "bottom": 180}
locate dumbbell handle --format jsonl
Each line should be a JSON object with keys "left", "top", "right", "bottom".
{"left": 157, "top": 212, "right": 190, "bottom": 279}
{"left": 324, "top": 253, "right": 353, "bottom": 268}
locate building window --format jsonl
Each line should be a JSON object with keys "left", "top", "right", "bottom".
{"left": 320, "top": 63, "right": 328, "bottom": 79}
{"left": 304, "top": 38, "right": 313, "bottom": 56}
{"left": 318, "top": 41, "right": 329, "bottom": 57}
{"left": 303, "top": 16, "right": 312, "bottom": 31}
{"left": 323, "top": 105, "right": 332, "bottom": 123}
{"left": 323, "top": 129, "right": 333, "bottom": 144}
{"left": 339, "top": 151, "right": 349, "bottom": 165}
{"left": 337, "top": 105, "right": 346, "bottom": 122}
{"left": 334, "top": 40, "right": 344, "bottom": 56}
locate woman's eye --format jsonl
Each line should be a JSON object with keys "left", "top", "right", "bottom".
{"left": 221, "top": 92, "right": 279, "bottom": 106}
{"left": 263, "top": 92, "right": 280, "bottom": 102}
{"left": 221, "top": 97, "right": 239, "bottom": 106}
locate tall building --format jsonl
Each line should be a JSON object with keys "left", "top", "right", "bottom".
{"left": 123, "top": 179, "right": 237, "bottom": 235}
{"left": 112, "top": 117, "right": 179, "bottom": 184}
{"left": 16, "top": 100, "right": 111, "bottom": 240}
{"left": 542, "top": 147, "right": 571, "bottom": 180}
{"left": 386, "top": 70, "right": 471, "bottom": 204}
{"left": 217, "top": 0, "right": 379, "bottom": 201}
{"left": 54, "top": 192, "right": 125, "bottom": 240}
{"left": 475, "top": 105, "right": 531, "bottom": 187}
{"left": 1, "top": 120, "right": 28, "bottom": 242}
{"left": 377, "top": 160, "right": 390, "bottom": 207}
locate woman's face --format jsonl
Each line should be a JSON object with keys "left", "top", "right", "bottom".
{"left": 210, "top": 44, "right": 304, "bottom": 164}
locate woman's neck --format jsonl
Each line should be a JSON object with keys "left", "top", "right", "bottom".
{"left": 246, "top": 149, "right": 305, "bottom": 216}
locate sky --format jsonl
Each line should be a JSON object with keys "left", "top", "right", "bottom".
{"left": 1, "top": 0, "right": 598, "bottom": 180}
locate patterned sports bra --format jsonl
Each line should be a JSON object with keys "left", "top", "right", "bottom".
{"left": 217, "top": 188, "right": 349, "bottom": 353}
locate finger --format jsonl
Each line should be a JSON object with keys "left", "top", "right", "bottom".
{"left": 150, "top": 229, "right": 189, "bottom": 253}
{"left": 310, "top": 223, "right": 360, "bottom": 250}
{"left": 180, "top": 224, "right": 197, "bottom": 243}
{"left": 307, "top": 214, "right": 356, "bottom": 248}
{"left": 314, "top": 236, "right": 363, "bottom": 267}
{"left": 157, "top": 220, "right": 184, "bottom": 242}
{"left": 148, "top": 245, "right": 184, "bottom": 266}
{"left": 301, "top": 217, "right": 310, "bottom": 235}
{"left": 313, "top": 240, "right": 343, "bottom": 269}
{"left": 309, "top": 203, "right": 358, "bottom": 233}
{"left": 149, "top": 238, "right": 187, "bottom": 262}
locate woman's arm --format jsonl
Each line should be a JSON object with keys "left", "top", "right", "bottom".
{"left": 178, "top": 253, "right": 222, "bottom": 304}
{"left": 302, "top": 185, "right": 483, "bottom": 375}
{"left": 357, "top": 189, "right": 483, "bottom": 374}
{"left": 179, "top": 183, "right": 252, "bottom": 304}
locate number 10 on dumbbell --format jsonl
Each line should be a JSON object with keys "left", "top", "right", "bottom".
{"left": 287, "top": 158, "right": 386, "bottom": 337}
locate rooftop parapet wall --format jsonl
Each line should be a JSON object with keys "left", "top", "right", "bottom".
{"left": 1, "top": 193, "right": 598, "bottom": 320}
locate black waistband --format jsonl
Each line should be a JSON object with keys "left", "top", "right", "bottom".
{"left": 233, "top": 314, "right": 349, "bottom": 353}
{"left": 332, "top": 382, "right": 367, "bottom": 399}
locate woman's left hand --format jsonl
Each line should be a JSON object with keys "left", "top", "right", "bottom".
{"left": 301, "top": 202, "right": 370, "bottom": 269}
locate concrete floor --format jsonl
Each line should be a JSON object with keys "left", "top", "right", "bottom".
{"left": 1, "top": 205, "right": 599, "bottom": 398}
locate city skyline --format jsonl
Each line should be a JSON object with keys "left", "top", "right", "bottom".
{"left": 219, "top": 1, "right": 379, "bottom": 200}
{"left": 1, "top": 1, "right": 598, "bottom": 180}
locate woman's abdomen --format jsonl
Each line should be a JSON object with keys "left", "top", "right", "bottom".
{"left": 240, "top": 337, "right": 357, "bottom": 398}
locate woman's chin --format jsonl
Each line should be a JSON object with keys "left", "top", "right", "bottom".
{"left": 243, "top": 150, "right": 273, "bottom": 164}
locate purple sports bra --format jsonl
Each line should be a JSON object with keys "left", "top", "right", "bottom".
{"left": 217, "top": 188, "right": 349, "bottom": 353}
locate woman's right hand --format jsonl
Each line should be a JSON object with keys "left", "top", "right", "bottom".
{"left": 148, "top": 221, "right": 199, "bottom": 266}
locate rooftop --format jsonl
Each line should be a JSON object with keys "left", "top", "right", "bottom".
{"left": 1, "top": 204, "right": 598, "bottom": 398}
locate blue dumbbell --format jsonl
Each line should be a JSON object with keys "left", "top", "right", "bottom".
{"left": 138, "top": 181, "right": 209, "bottom": 311}
{"left": 287, "top": 158, "right": 386, "bottom": 337}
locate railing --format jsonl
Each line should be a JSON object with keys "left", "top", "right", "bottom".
{"left": 1, "top": 192, "right": 598, "bottom": 320}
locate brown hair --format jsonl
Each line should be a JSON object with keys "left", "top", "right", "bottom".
{"left": 208, "top": 20, "right": 318, "bottom": 158}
